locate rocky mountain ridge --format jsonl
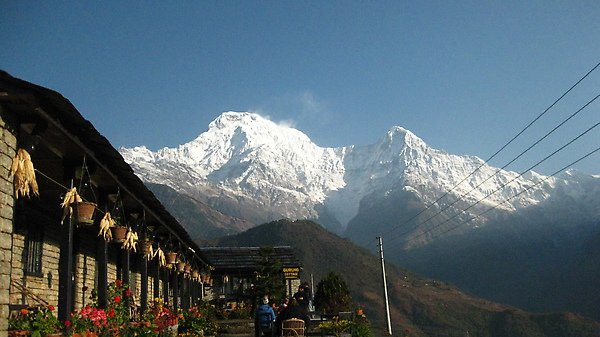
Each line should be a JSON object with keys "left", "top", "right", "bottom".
{"left": 119, "top": 111, "right": 597, "bottom": 244}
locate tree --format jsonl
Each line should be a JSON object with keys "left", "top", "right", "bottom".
{"left": 314, "top": 272, "right": 353, "bottom": 314}
{"left": 253, "top": 246, "right": 286, "bottom": 303}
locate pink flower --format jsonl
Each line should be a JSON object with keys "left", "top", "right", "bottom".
{"left": 125, "top": 288, "right": 132, "bottom": 297}
{"left": 65, "top": 320, "right": 71, "bottom": 327}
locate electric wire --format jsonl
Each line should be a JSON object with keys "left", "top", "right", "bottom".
{"left": 357, "top": 60, "right": 600, "bottom": 249}
{"left": 406, "top": 144, "right": 600, "bottom": 246}
{"left": 387, "top": 92, "right": 600, "bottom": 243}
{"left": 385, "top": 121, "right": 600, "bottom": 255}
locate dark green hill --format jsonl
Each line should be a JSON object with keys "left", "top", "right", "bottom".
{"left": 211, "top": 219, "right": 600, "bottom": 337}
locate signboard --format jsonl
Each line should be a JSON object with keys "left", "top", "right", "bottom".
{"left": 283, "top": 267, "right": 300, "bottom": 279}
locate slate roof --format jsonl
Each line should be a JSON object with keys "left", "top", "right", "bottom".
{"left": 199, "top": 246, "right": 302, "bottom": 275}
{"left": 0, "top": 70, "right": 204, "bottom": 263}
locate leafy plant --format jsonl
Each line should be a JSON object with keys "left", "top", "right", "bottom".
{"left": 318, "top": 316, "right": 353, "bottom": 337}
{"left": 352, "top": 316, "right": 374, "bottom": 337}
{"left": 179, "top": 305, "right": 219, "bottom": 336}
{"left": 253, "top": 246, "right": 286, "bottom": 303}
{"left": 314, "top": 272, "right": 353, "bottom": 314}
{"left": 9, "top": 305, "right": 63, "bottom": 336}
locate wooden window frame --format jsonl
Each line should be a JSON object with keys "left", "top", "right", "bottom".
{"left": 24, "top": 223, "right": 44, "bottom": 277}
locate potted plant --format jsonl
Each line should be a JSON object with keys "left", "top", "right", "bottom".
{"left": 149, "top": 298, "right": 179, "bottom": 336}
{"left": 317, "top": 316, "right": 353, "bottom": 337}
{"left": 8, "top": 308, "right": 31, "bottom": 336}
{"left": 166, "top": 251, "right": 177, "bottom": 264}
{"left": 110, "top": 226, "right": 127, "bottom": 243}
{"left": 355, "top": 304, "right": 364, "bottom": 316}
{"left": 140, "top": 239, "right": 153, "bottom": 257}
{"left": 67, "top": 305, "right": 107, "bottom": 337}
{"left": 177, "top": 260, "right": 186, "bottom": 273}
{"left": 9, "top": 305, "right": 64, "bottom": 337}
{"left": 75, "top": 201, "right": 96, "bottom": 225}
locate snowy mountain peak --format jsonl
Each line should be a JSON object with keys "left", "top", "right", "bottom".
{"left": 203, "top": 111, "right": 313, "bottom": 147}
{"left": 381, "top": 126, "right": 427, "bottom": 151}
{"left": 120, "top": 111, "right": 599, "bottom": 236}
{"left": 208, "top": 111, "right": 269, "bottom": 132}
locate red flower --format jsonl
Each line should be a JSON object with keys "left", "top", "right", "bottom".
{"left": 48, "top": 305, "right": 55, "bottom": 311}
{"left": 115, "top": 279, "right": 123, "bottom": 287}
{"left": 114, "top": 295, "right": 122, "bottom": 303}
{"left": 20, "top": 308, "right": 29, "bottom": 315}
{"left": 108, "top": 308, "right": 116, "bottom": 318}
{"left": 125, "top": 288, "right": 132, "bottom": 297}
{"left": 65, "top": 320, "right": 71, "bottom": 328}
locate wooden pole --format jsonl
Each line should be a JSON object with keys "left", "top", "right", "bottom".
{"left": 58, "top": 216, "right": 74, "bottom": 322}
{"left": 378, "top": 237, "right": 392, "bottom": 335}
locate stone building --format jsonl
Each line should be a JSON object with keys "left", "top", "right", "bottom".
{"left": 199, "top": 246, "right": 303, "bottom": 305}
{"left": 0, "top": 71, "right": 211, "bottom": 336}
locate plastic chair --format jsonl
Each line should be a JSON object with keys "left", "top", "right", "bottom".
{"left": 281, "top": 318, "right": 305, "bottom": 337}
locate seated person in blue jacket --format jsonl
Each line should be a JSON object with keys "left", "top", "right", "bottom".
{"left": 256, "top": 296, "right": 276, "bottom": 336}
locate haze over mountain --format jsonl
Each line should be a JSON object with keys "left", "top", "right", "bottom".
{"left": 120, "top": 111, "right": 600, "bottom": 319}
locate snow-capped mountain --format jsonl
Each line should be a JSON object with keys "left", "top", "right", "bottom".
{"left": 121, "top": 111, "right": 600, "bottom": 319}
{"left": 120, "top": 111, "right": 599, "bottom": 245}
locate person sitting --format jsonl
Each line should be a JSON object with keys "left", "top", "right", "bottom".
{"left": 276, "top": 298, "right": 310, "bottom": 335}
{"left": 277, "top": 297, "right": 289, "bottom": 316}
{"left": 256, "top": 297, "right": 276, "bottom": 336}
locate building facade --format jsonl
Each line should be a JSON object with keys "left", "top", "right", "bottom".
{"left": 0, "top": 72, "right": 211, "bottom": 336}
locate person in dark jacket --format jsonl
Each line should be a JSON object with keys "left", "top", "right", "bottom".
{"left": 276, "top": 298, "right": 310, "bottom": 335}
{"left": 293, "top": 285, "right": 310, "bottom": 309}
{"left": 256, "top": 297, "right": 276, "bottom": 336}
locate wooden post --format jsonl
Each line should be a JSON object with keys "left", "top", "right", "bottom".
{"left": 163, "top": 268, "right": 169, "bottom": 305}
{"left": 96, "top": 238, "right": 108, "bottom": 308}
{"left": 181, "top": 276, "right": 190, "bottom": 309}
{"left": 58, "top": 216, "right": 74, "bottom": 322}
{"left": 172, "top": 270, "right": 179, "bottom": 311}
{"left": 121, "top": 249, "right": 130, "bottom": 316}
{"left": 140, "top": 229, "right": 148, "bottom": 313}
{"left": 153, "top": 260, "right": 160, "bottom": 300}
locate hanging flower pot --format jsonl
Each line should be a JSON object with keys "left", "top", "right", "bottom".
{"left": 75, "top": 201, "right": 96, "bottom": 225}
{"left": 166, "top": 252, "right": 177, "bottom": 264}
{"left": 177, "top": 261, "right": 186, "bottom": 273}
{"left": 111, "top": 226, "right": 128, "bottom": 243}
{"left": 140, "top": 240, "right": 153, "bottom": 256}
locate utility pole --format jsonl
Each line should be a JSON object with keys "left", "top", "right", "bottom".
{"left": 378, "top": 236, "right": 393, "bottom": 335}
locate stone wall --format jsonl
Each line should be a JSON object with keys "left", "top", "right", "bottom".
{"left": 9, "top": 232, "right": 61, "bottom": 307}
{"left": 0, "top": 105, "right": 17, "bottom": 337}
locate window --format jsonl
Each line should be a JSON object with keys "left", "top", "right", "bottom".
{"left": 24, "top": 225, "right": 44, "bottom": 276}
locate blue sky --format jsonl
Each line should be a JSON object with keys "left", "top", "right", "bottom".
{"left": 2, "top": 1, "right": 599, "bottom": 174}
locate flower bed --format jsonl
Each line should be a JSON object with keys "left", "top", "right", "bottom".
{"left": 8, "top": 280, "right": 219, "bottom": 337}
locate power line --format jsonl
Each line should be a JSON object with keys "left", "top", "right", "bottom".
{"left": 387, "top": 121, "right": 600, "bottom": 253}
{"left": 355, "top": 60, "right": 600, "bottom": 248}
{"left": 387, "top": 92, "right": 600, "bottom": 243}
{"left": 408, "top": 144, "right": 600, "bottom": 245}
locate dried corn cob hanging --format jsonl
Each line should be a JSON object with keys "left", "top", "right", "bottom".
{"left": 154, "top": 246, "right": 166, "bottom": 267}
{"left": 98, "top": 212, "right": 114, "bottom": 241}
{"left": 61, "top": 187, "right": 82, "bottom": 223}
{"left": 10, "top": 148, "right": 39, "bottom": 199}
{"left": 122, "top": 229, "right": 138, "bottom": 252}
{"left": 143, "top": 241, "right": 154, "bottom": 261}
